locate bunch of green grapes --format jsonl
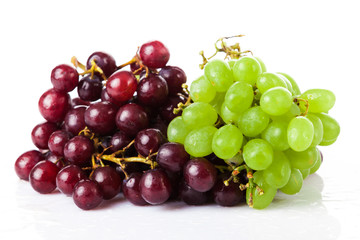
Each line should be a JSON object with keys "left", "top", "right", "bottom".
{"left": 167, "top": 46, "right": 340, "bottom": 209}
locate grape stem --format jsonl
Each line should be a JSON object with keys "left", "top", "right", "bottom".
{"left": 117, "top": 48, "right": 150, "bottom": 77}
{"left": 173, "top": 88, "right": 192, "bottom": 114}
{"left": 71, "top": 57, "right": 107, "bottom": 80}
{"left": 293, "top": 97, "right": 309, "bottom": 116}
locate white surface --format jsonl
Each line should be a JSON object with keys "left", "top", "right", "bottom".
{"left": 0, "top": 0, "right": 359, "bottom": 239}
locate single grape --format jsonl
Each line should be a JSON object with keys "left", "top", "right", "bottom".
{"left": 73, "top": 179, "right": 103, "bottom": 210}
{"left": 287, "top": 116, "right": 314, "bottom": 152}
{"left": 14, "top": 150, "right": 45, "bottom": 180}
{"left": 84, "top": 101, "right": 117, "bottom": 135}
{"left": 183, "top": 158, "right": 217, "bottom": 192}
{"left": 29, "top": 160, "right": 60, "bottom": 194}
{"left": 261, "top": 121, "right": 289, "bottom": 151}
{"left": 56, "top": 165, "right": 87, "bottom": 196}
{"left": 224, "top": 81, "right": 254, "bottom": 113}
{"left": 204, "top": 59, "right": 233, "bottom": 92}
{"left": 167, "top": 116, "right": 190, "bottom": 144}
{"left": 184, "top": 126, "right": 217, "bottom": 157}
{"left": 51, "top": 64, "right": 79, "bottom": 93}
{"left": 31, "top": 122, "right": 58, "bottom": 149}
{"left": 260, "top": 87, "right": 293, "bottom": 116}
{"left": 179, "top": 182, "right": 209, "bottom": 205}
{"left": 115, "top": 103, "right": 149, "bottom": 137}
{"left": 306, "top": 114, "right": 324, "bottom": 147}
{"left": 137, "top": 74, "right": 169, "bottom": 107}
{"left": 263, "top": 151, "right": 291, "bottom": 188}
{"left": 237, "top": 106, "right": 269, "bottom": 137}
{"left": 256, "top": 72, "right": 287, "bottom": 94}
{"left": 232, "top": 56, "right": 262, "bottom": 85}
{"left": 122, "top": 172, "right": 148, "bottom": 206}
{"left": 254, "top": 57, "right": 267, "bottom": 73}
{"left": 246, "top": 171, "right": 277, "bottom": 209}
{"left": 285, "top": 147, "right": 319, "bottom": 170}
{"left": 86, "top": 51, "right": 117, "bottom": 78}
{"left": 134, "top": 128, "right": 165, "bottom": 156}
{"left": 277, "top": 72, "right": 301, "bottom": 95}
{"left": 139, "top": 169, "right": 172, "bottom": 205}
{"left": 77, "top": 75, "right": 103, "bottom": 101}
{"left": 212, "top": 175, "right": 245, "bottom": 206}
{"left": 220, "top": 103, "right": 240, "bottom": 124}
{"left": 316, "top": 113, "right": 340, "bottom": 146}
{"left": 182, "top": 102, "right": 218, "bottom": 130}
{"left": 64, "top": 107, "right": 86, "bottom": 136}
{"left": 90, "top": 166, "right": 122, "bottom": 200}
{"left": 190, "top": 76, "right": 216, "bottom": 103}
{"left": 156, "top": 142, "right": 190, "bottom": 172}
{"left": 158, "top": 66, "right": 187, "bottom": 96}
{"left": 280, "top": 168, "right": 303, "bottom": 195}
{"left": 139, "top": 40, "right": 170, "bottom": 68}
{"left": 212, "top": 125, "right": 243, "bottom": 159}
{"left": 48, "top": 130, "right": 71, "bottom": 156}
{"left": 63, "top": 136, "right": 94, "bottom": 167}
{"left": 110, "top": 131, "right": 131, "bottom": 152}
{"left": 38, "top": 88, "right": 70, "bottom": 123}
{"left": 106, "top": 71, "right": 138, "bottom": 102}
{"left": 300, "top": 89, "right": 336, "bottom": 113}
{"left": 243, "top": 139, "right": 273, "bottom": 170}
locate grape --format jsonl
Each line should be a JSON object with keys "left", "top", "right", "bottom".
{"left": 306, "top": 114, "right": 324, "bottom": 147}
{"left": 220, "top": 103, "right": 240, "bottom": 124}
{"left": 137, "top": 74, "right": 169, "bottom": 107}
{"left": 263, "top": 151, "right": 291, "bottom": 188}
{"left": 73, "top": 179, "right": 103, "bottom": 210}
{"left": 300, "top": 89, "right": 336, "bottom": 113}
{"left": 204, "top": 59, "right": 233, "bottom": 92}
{"left": 159, "top": 95, "right": 186, "bottom": 123}
{"left": 280, "top": 168, "right": 303, "bottom": 195}
{"left": 115, "top": 103, "right": 149, "bottom": 137}
{"left": 254, "top": 56, "right": 267, "bottom": 73}
{"left": 309, "top": 149, "right": 322, "bottom": 174}
{"left": 179, "top": 182, "right": 209, "bottom": 205}
{"left": 64, "top": 136, "right": 94, "bottom": 167}
{"left": 316, "top": 113, "right": 340, "bottom": 146}
{"left": 86, "top": 51, "right": 117, "bottom": 78}
{"left": 167, "top": 116, "right": 190, "bottom": 144}
{"left": 77, "top": 75, "right": 103, "bottom": 101}
{"left": 261, "top": 121, "right": 289, "bottom": 151}
{"left": 287, "top": 116, "right": 314, "bottom": 152}
{"left": 277, "top": 74, "right": 294, "bottom": 94}
{"left": 158, "top": 66, "right": 187, "bottom": 96}
{"left": 31, "top": 122, "right": 58, "bottom": 149}
{"left": 29, "top": 161, "right": 60, "bottom": 194}
{"left": 182, "top": 102, "right": 218, "bottom": 130}
{"left": 212, "top": 125, "right": 243, "bottom": 159}
{"left": 246, "top": 171, "right": 277, "bottom": 209}
{"left": 260, "top": 87, "right": 293, "bottom": 116}
{"left": 85, "top": 102, "right": 117, "bottom": 135}
{"left": 90, "top": 166, "right": 122, "bottom": 200}
{"left": 51, "top": 64, "right": 79, "bottom": 93}
{"left": 48, "top": 130, "right": 71, "bottom": 156}
{"left": 190, "top": 76, "right": 216, "bottom": 103}
{"left": 184, "top": 126, "right": 217, "bottom": 157}
{"left": 300, "top": 168, "right": 310, "bottom": 180}
{"left": 15, "top": 150, "right": 45, "bottom": 180}
{"left": 140, "top": 169, "right": 172, "bottom": 205}
{"left": 139, "top": 40, "right": 170, "bottom": 68}
{"left": 110, "top": 131, "right": 131, "bottom": 152}
{"left": 243, "top": 139, "right": 273, "bottom": 170}
{"left": 237, "top": 106, "right": 269, "bottom": 137}
{"left": 285, "top": 147, "right": 319, "bottom": 170}
{"left": 156, "top": 142, "right": 190, "bottom": 172}
{"left": 212, "top": 175, "right": 245, "bottom": 206}
{"left": 224, "top": 81, "right": 254, "bottom": 113}
{"left": 232, "top": 56, "right": 262, "bottom": 85}
{"left": 270, "top": 103, "right": 301, "bottom": 122}
{"left": 38, "top": 88, "right": 70, "bottom": 123}
{"left": 64, "top": 107, "right": 86, "bottom": 136}
{"left": 277, "top": 72, "right": 301, "bottom": 95}
{"left": 122, "top": 172, "right": 147, "bottom": 206}
{"left": 256, "top": 72, "right": 287, "bottom": 94}
{"left": 134, "top": 128, "right": 165, "bottom": 156}
{"left": 56, "top": 165, "right": 87, "bottom": 196}
{"left": 209, "top": 92, "right": 225, "bottom": 114}
{"left": 183, "top": 158, "right": 217, "bottom": 192}
{"left": 106, "top": 71, "right": 138, "bottom": 103}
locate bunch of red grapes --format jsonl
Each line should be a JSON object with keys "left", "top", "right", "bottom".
{"left": 14, "top": 40, "right": 246, "bottom": 210}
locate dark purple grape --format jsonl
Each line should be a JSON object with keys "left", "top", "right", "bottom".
{"left": 51, "top": 64, "right": 79, "bottom": 93}
{"left": 139, "top": 41, "right": 170, "bottom": 69}
{"left": 122, "top": 172, "right": 147, "bottom": 206}
{"left": 205, "top": 153, "right": 226, "bottom": 166}
{"left": 56, "top": 165, "right": 87, "bottom": 196}
{"left": 137, "top": 75, "right": 168, "bottom": 107}
{"left": 38, "top": 88, "right": 70, "bottom": 123}
{"left": 159, "top": 95, "right": 186, "bottom": 123}
{"left": 63, "top": 136, "right": 94, "bottom": 167}
{"left": 48, "top": 130, "right": 71, "bottom": 156}
{"left": 84, "top": 102, "right": 117, "bottom": 135}
{"left": 64, "top": 107, "right": 86, "bottom": 135}
{"left": 156, "top": 142, "right": 189, "bottom": 172}
{"left": 31, "top": 122, "right": 58, "bottom": 149}
{"left": 86, "top": 51, "right": 117, "bottom": 78}
{"left": 14, "top": 150, "right": 45, "bottom": 180}
{"left": 139, "top": 169, "right": 172, "bottom": 205}
{"left": 115, "top": 103, "right": 149, "bottom": 137}
{"left": 90, "top": 166, "right": 122, "bottom": 200}
{"left": 134, "top": 128, "right": 165, "bottom": 156}
{"left": 159, "top": 66, "right": 187, "bottom": 96}
{"left": 73, "top": 179, "right": 103, "bottom": 210}
{"left": 180, "top": 182, "right": 209, "bottom": 205}
{"left": 183, "top": 158, "right": 217, "bottom": 192}
{"left": 77, "top": 75, "right": 103, "bottom": 101}
{"left": 130, "top": 59, "right": 141, "bottom": 73}
{"left": 165, "top": 170, "right": 181, "bottom": 200}
{"left": 212, "top": 175, "right": 245, "bottom": 206}
{"left": 238, "top": 169, "right": 249, "bottom": 185}
{"left": 110, "top": 131, "right": 131, "bottom": 152}
{"left": 29, "top": 160, "right": 60, "bottom": 194}
{"left": 150, "top": 118, "right": 168, "bottom": 137}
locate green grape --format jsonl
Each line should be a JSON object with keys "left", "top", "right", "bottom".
{"left": 260, "top": 87, "right": 293, "bottom": 116}
{"left": 243, "top": 139, "right": 273, "bottom": 170}
{"left": 190, "top": 76, "right": 216, "bottom": 103}
{"left": 228, "top": 60, "right": 236, "bottom": 69}
{"left": 277, "top": 73, "right": 294, "bottom": 95}
{"left": 184, "top": 126, "right": 217, "bottom": 157}
{"left": 256, "top": 72, "right": 287, "bottom": 94}
{"left": 300, "top": 168, "right": 310, "bottom": 180}
{"left": 246, "top": 171, "right": 277, "bottom": 209}
{"left": 277, "top": 72, "right": 301, "bottom": 96}
{"left": 167, "top": 116, "right": 190, "bottom": 144}
{"left": 224, "top": 153, "right": 244, "bottom": 166}
{"left": 204, "top": 59, "right": 233, "bottom": 92}
{"left": 261, "top": 120, "right": 289, "bottom": 151}
{"left": 209, "top": 92, "right": 225, "bottom": 115}
{"left": 254, "top": 56, "right": 267, "bottom": 73}
{"left": 300, "top": 89, "right": 336, "bottom": 113}
{"left": 309, "top": 149, "right": 322, "bottom": 174}
{"left": 316, "top": 113, "right": 340, "bottom": 146}
{"left": 220, "top": 103, "right": 240, "bottom": 124}
{"left": 263, "top": 151, "right": 291, "bottom": 188}
{"left": 212, "top": 125, "right": 243, "bottom": 159}
{"left": 285, "top": 147, "right": 319, "bottom": 170}
{"left": 287, "top": 116, "right": 314, "bottom": 152}
{"left": 306, "top": 114, "right": 324, "bottom": 147}
{"left": 182, "top": 102, "right": 218, "bottom": 130}
{"left": 224, "top": 81, "right": 254, "bottom": 113}
{"left": 280, "top": 168, "right": 303, "bottom": 195}
{"left": 237, "top": 106, "right": 270, "bottom": 137}
{"left": 270, "top": 103, "right": 301, "bottom": 122}
{"left": 232, "top": 56, "right": 262, "bottom": 85}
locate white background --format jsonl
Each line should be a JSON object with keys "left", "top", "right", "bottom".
{"left": 0, "top": 0, "right": 359, "bottom": 239}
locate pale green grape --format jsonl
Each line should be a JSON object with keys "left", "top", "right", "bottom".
{"left": 280, "top": 168, "right": 303, "bottom": 195}
{"left": 182, "top": 102, "right": 218, "bottom": 130}
{"left": 212, "top": 125, "right": 243, "bottom": 159}
{"left": 237, "top": 106, "right": 270, "bottom": 137}
{"left": 246, "top": 171, "right": 277, "bottom": 209}
{"left": 190, "top": 76, "right": 216, "bottom": 103}
{"left": 232, "top": 56, "right": 262, "bottom": 85}
{"left": 285, "top": 147, "right": 319, "bottom": 170}
{"left": 300, "top": 89, "right": 336, "bottom": 113}
{"left": 263, "top": 151, "right": 291, "bottom": 188}
{"left": 243, "top": 139, "right": 273, "bottom": 170}
{"left": 167, "top": 117, "right": 190, "bottom": 144}
{"left": 254, "top": 57, "right": 267, "bottom": 73}
{"left": 300, "top": 169, "right": 310, "bottom": 180}
{"left": 224, "top": 81, "right": 254, "bottom": 113}
{"left": 277, "top": 72, "right": 301, "bottom": 95}
{"left": 270, "top": 103, "right": 301, "bottom": 122}
{"left": 256, "top": 72, "right": 287, "bottom": 94}
{"left": 277, "top": 73, "right": 294, "bottom": 95}
{"left": 261, "top": 120, "right": 289, "bottom": 151}
{"left": 220, "top": 103, "right": 240, "bottom": 124}
{"left": 316, "top": 113, "right": 340, "bottom": 146}
{"left": 204, "top": 59, "right": 233, "bottom": 92}
{"left": 184, "top": 126, "right": 217, "bottom": 157}
{"left": 309, "top": 149, "right": 322, "bottom": 174}
{"left": 209, "top": 92, "right": 225, "bottom": 115}
{"left": 260, "top": 87, "right": 293, "bottom": 116}
{"left": 306, "top": 113, "right": 324, "bottom": 147}
{"left": 224, "top": 153, "right": 244, "bottom": 166}
{"left": 287, "top": 116, "right": 314, "bottom": 152}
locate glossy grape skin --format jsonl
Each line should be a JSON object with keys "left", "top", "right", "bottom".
{"left": 159, "top": 95, "right": 186, "bottom": 123}
{"left": 139, "top": 40, "right": 170, "bottom": 68}
{"left": 277, "top": 72, "right": 301, "bottom": 95}
{"left": 263, "top": 151, "right": 291, "bottom": 188}
{"left": 31, "top": 122, "right": 58, "bottom": 149}
{"left": 15, "top": 150, "right": 45, "bottom": 180}
{"left": 254, "top": 57, "right": 267, "bottom": 73}
{"left": 110, "top": 131, "right": 131, "bottom": 152}
{"left": 167, "top": 116, "right": 190, "bottom": 144}
{"left": 260, "top": 87, "right": 293, "bottom": 116}
{"left": 101, "top": 89, "right": 124, "bottom": 108}
{"left": 212, "top": 125, "right": 243, "bottom": 160}
{"left": 29, "top": 160, "right": 60, "bottom": 194}
{"left": 122, "top": 173, "right": 148, "bottom": 206}
{"left": 106, "top": 71, "right": 138, "bottom": 102}
{"left": 204, "top": 59, "right": 233, "bottom": 92}
{"left": 38, "top": 88, "right": 70, "bottom": 123}
{"left": 180, "top": 182, "right": 209, "bottom": 205}
{"left": 243, "top": 139, "right": 273, "bottom": 170}
{"left": 64, "top": 107, "right": 86, "bottom": 136}
{"left": 63, "top": 136, "right": 94, "bottom": 167}
{"left": 156, "top": 142, "right": 190, "bottom": 172}
{"left": 183, "top": 158, "right": 217, "bottom": 192}
{"left": 48, "top": 130, "right": 71, "bottom": 156}
{"left": 232, "top": 56, "right": 262, "bottom": 85}
{"left": 309, "top": 149, "right": 322, "bottom": 174}
{"left": 184, "top": 126, "right": 217, "bottom": 157}
{"left": 280, "top": 168, "right": 303, "bottom": 195}
{"left": 115, "top": 103, "right": 149, "bottom": 137}
{"left": 84, "top": 102, "right": 117, "bottom": 135}
{"left": 220, "top": 103, "right": 240, "bottom": 124}
{"left": 139, "top": 169, "right": 172, "bottom": 205}
{"left": 137, "top": 74, "right": 169, "bottom": 107}
{"left": 44, "top": 151, "right": 65, "bottom": 169}
{"left": 316, "top": 113, "right": 340, "bottom": 146}
{"left": 135, "top": 128, "right": 165, "bottom": 156}
{"left": 212, "top": 175, "right": 245, "bottom": 206}
{"left": 287, "top": 116, "right": 314, "bottom": 152}
{"left": 51, "top": 64, "right": 79, "bottom": 93}
{"left": 182, "top": 102, "right": 218, "bottom": 130}
{"left": 77, "top": 75, "right": 103, "bottom": 101}
{"left": 190, "top": 76, "right": 216, "bottom": 103}
{"left": 86, "top": 51, "right": 117, "bottom": 78}
{"left": 270, "top": 103, "right": 301, "bottom": 122}
{"left": 306, "top": 114, "right": 324, "bottom": 147}
{"left": 73, "top": 179, "right": 103, "bottom": 210}
{"left": 237, "top": 106, "right": 269, "bottom": 137}
{"left": 300, "top": 89, "right": 336, "bottom": 113}
{"left": 71, "top": 98, "right": 91, "bottom": 107}
{"left": 90, "top": 166, "right": 122, "bottom": 200}
{"left": 261, "top": 121, "right": 289, "bottom": 151}
{"left": 224, "top": 81, "right": 254, "bottom": 113}
{"left": 256, "top": 72, "right": 287, "bottom": 94}
{"left": 285, "top": 147, "right": 319, "bottom": 170}
{"left": 209, "top": 92, "right": 225, "bottom": 115}
{"left": 159, "top": 66, "right": 187, "bottom": 96}
{"left": 56, "top": 165, "right": 87, "bottom": 196}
